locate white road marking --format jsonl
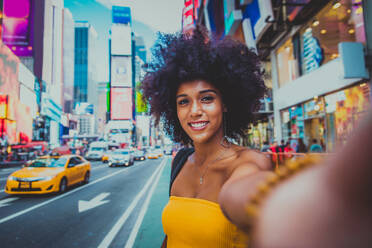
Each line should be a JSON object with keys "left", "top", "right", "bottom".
{"left": 97, "top": 158, "right": 167, "bottom": 248}
{"left": 124, "top": 158, "right": 167, "bottom": 248}
{"left": 0, "top": 197, "right": 19, "bottom": 208}
{"left": 0, "top": 166, "right": 131, "bottom": 224}
{"left": 78, "top": 192, "right": 110, "bottom": 213}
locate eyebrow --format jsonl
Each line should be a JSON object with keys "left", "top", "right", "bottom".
{"left": 176, "top": 89, "right": 217, "bottom": 99}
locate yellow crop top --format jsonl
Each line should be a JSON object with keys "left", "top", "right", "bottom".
{"left": 162, "top": 196, "right": 249, "bottom": 248}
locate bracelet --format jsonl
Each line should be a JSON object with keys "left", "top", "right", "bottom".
{"left": 245, "top": 155, "right": 323, "bottom": 226}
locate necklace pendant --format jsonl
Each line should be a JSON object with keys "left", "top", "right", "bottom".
{"left": 199, "top": 177, "right": 203, "bottom": 184}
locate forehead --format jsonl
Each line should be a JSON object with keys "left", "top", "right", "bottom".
{"left": 177, "top": 80, "right": 219, "bottom": 95}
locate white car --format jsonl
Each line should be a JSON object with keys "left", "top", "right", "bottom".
{"left": 108, "top": 149, "right": 134, "bottom": 167}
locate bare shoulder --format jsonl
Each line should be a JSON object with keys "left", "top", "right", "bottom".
{"left": 234, "top": 147, "right": 272, "bottom": 171}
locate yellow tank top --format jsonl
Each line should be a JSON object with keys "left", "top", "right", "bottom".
{"left": 162, "top": 196, "right": 249, "bottom": 248}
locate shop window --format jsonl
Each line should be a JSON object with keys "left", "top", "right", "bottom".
{"left": 276, "top": 37, "right": 300, "bottom": 87}
{"left": 325, "top": 82, "right": 370, "bottom": 151}
{"left": 303, "top": 97, "right": 326, "bottom": 150}
{"left": 300, "top": 0, "right": 365, "bottom": 75}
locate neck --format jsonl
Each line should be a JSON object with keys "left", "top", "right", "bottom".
{"left": 192, "top": 134, "right": 229, "bottom": 166}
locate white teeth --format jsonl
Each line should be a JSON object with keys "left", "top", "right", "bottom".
{"left": 190, "top": 122, "right": 207, "bottom": 128}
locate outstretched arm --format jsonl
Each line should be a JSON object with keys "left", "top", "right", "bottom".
{"left": 253, "top": 112, "right": 372, "bottom": 247}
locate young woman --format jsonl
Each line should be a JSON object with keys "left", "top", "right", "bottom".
{"left": 141, "top": 27, "right": 372, "bottom": 247}
{"left": 141, "top": 27, "right": 271, "bottom": 247}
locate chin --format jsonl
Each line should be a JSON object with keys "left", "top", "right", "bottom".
{"left": 190, "top": 133, "right": 216, "bottom": 145}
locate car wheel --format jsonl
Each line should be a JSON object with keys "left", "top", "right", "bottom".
{"left": 83, "top": 171, "right": 90, "bottom": 184}
{"left": 59, "top": 178, "right": 67, "bottom": 193}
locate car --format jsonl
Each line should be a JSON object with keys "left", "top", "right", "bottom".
{"left": 4, "top": 155, "right": 91, "bottom": 195}
{"left": 133, "top": 150, "right": 146, "bottom": 161}
{"left": 147, "top": 150, "right": 159, "bottom": 159}
{"left": 154, "top": 149, "right": 163, "bottom": 157}
{"left": 164, "top": 146, "right": 173, "bottom": 155}
{"left": 108, "top": 149, "right": 134, "bottom": 167}
{"left": 85, "top": 141, "right": 108, "bottom": 161}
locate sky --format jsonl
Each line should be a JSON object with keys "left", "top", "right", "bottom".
{"left": 64, "top": 0, "right": 184, "bottom": 82}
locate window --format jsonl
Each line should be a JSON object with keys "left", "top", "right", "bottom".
{"left": 300, "top": 0, "right": 365, "bottom": 74}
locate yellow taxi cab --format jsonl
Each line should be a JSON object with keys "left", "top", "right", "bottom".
{"left": 5, "top": 155, "right": 91, "bottom": 195}
{"left": 147, "top": 150, "right": 159, "bottom": 159}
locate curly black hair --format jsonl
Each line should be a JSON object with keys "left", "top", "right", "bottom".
{"left": 141, "top": 26, "right": 266, "bottom": 145}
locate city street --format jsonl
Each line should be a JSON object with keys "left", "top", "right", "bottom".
{"left": 0, "top": 157, "right": 171, "bottom": 248}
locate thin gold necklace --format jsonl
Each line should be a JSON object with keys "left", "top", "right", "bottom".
{"left": 199, "top": 146, "right": 230, "bottom": 185}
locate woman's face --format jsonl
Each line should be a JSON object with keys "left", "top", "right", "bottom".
{"left": 176, "top": 80, "right": 225, "bottom": 145}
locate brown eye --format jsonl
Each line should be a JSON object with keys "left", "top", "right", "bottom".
{"left": 178, "top": 99, "right": 189, "bottom": 105}
{"left": 201, "top": 96, "right": 214, "bottom": 102}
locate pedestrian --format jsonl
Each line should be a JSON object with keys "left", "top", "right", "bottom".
{"left": 283, "top": 141, "right": 295, "bottom": 160}
{"left": 260, "top": 141, "right": 270, "bottom": 152}
{"left": 297, "top": 137, "right": 307, "bottom": 153}
{"left": 142, "top": 26, "right": 372, "bottom": 247}
{"left": 309, "top": 138, "right": 323, "bottom": 152}
{"left": 141, "top": 26, "right": 270, "bottom": 247}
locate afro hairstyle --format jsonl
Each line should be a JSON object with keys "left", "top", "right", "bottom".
{"left": 141, "top": 26, "right": 267, "bottom": 145}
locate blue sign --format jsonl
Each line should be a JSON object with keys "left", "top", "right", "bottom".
{"left": 302, "top": 29, "right": 324, "bottom": 73}
{"left": 112, "top": 6, "right": 131, "bottom": 24}
{"left": 242, "top": 0, "right": 260, "bottom": 40}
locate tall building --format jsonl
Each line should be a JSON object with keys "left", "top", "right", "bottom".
{"left": 1, "top": 0, "right": 64, "bottom": 146}
{"left": 105, "top": 6, "right": 137, "bottom": 146}
{"left": 62, "top": 8, "right": 75, "bottom": 114}
{"left": 74, "top": 21, "right": 97, "bottom": 105}
{"left": 74, "top": 21, "right": 97, "bottom": 135}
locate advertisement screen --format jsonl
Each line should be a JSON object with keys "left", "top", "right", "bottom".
{"left": 2, "top": 0, "right": 34, "bottom": 56}
{"left": 0, "top": 42, "right": 20, "bottom": 99}
{"left": 112, "top": 6, "right": 131, "bottom": 24}
{"left": 111, "top": 25, "right": 132, "bottom": 55}
{"left": 111, "top": 88, "right": 132, "bottom": 120}
{"left": 111, "top": 56, "right": 132, "bottom": 87}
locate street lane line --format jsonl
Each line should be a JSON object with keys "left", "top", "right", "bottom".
{"left": 124, "top": 158, "right": 167, "bottom": 248}
{"left": 0, "top": 166, "right": 132, "bottom": 224}
{"left": 97, "top": 158, "right": 167, "bottom": 248}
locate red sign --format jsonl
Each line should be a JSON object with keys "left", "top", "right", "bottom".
{"left": 110, "top": 88, "right": 132, "bottom": 120}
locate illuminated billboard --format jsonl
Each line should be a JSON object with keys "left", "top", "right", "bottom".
{"left": 111, "top": 88, "right": 132, "bottom": 120}
{"left": 111, "top": 24, "right": 132, "bottom": 55}
{"left": 242, "top": 0, "right": 273, "bottom": 43}
{"left": 111, "top": 56, "right": 132, "bottom": 87}
{"left": 112, "top": 6, "right": 131, "bottom": 25}
{"left": 2, "top": 0, "right": 34, "bottom": 56}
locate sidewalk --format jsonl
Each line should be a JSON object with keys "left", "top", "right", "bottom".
{"left": 132, "top": 158, "right": 172, "bottom": 248}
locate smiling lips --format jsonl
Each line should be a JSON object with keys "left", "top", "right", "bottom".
{"left": 188, "top": 121, "right": 209, "bottom": 131}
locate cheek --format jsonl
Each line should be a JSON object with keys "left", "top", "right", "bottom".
{"left": 177, "top": 108, "right": 187, "bottom": 126}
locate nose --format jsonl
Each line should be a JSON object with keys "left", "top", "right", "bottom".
{"left": 190, "top": 101, "right": 202, "bottom": 117}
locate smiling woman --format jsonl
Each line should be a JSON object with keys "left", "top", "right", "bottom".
{"left": 141, "top": 26, "right": 271, "bottom": 248}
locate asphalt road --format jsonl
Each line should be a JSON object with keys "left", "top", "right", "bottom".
{"left": 0, "top": 157, "right": 169, "bottom": 248}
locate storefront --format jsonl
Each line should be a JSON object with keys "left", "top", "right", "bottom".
{"left": 325, "top": 82, "right": 370, "bottom": 151}
{"left": 271, "top": 0, "right": 369, "bottom": 145}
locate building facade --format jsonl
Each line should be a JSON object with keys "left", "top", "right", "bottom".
{"left": 195, "top": 0, "right": 371, "bottom": 151}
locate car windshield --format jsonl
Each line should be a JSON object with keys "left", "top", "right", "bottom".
{"left": 113, "top": 150, "right": 129, "bottom": 155}
{"left": 27, "top": 157, "right": 68, "bottom": 168}
{"left": 91, "top": 147, "right": 104, "bottom": 151}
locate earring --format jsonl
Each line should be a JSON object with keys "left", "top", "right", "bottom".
{"left": 220, "top": 112, "right": 231, "bottom": 148}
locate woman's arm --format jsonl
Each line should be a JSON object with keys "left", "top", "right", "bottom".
{"left": 218, "top": 151, "right": 272, "bottom": 231}
{"left": 221, "top": 113, "right": 372, "bottom": 247}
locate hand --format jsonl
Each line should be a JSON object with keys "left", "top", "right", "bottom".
{"left": 251, "top": 112, "right": 372, "bottom": 248}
